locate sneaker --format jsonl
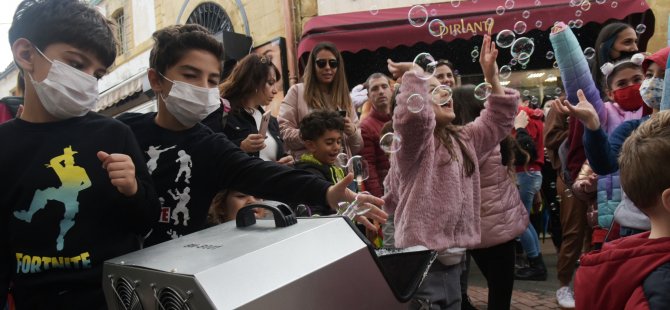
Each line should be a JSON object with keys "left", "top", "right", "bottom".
{"left": 556, "top": 286, "right": 575, "bottom": 308}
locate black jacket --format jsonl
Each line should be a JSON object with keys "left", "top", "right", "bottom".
{"left": 643, "top": 261, "right": 670, "bottom": 309}
{"left": 202, "top": 105, "right": 286, "bottom": 160}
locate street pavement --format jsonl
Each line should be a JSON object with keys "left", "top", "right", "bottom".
{"left": 466, "top": 237, "right": 569, "bottom": 309}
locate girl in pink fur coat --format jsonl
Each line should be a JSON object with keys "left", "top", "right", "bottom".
{"left": 383, "top": 35, "right": 519, "bottom": 309}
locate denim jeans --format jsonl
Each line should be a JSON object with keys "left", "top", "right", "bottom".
{"left": 517, "top": 171, "right": 543, "bottom": 258}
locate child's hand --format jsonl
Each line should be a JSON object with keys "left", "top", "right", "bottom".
{"left": 97, "top": 151, "right": 138, "bottom": 197}
{"left": 479, "top": 35, "right": 499, "bottom": 84}
{"left": 327, "top": 173, "right": 388, "bottom": 230}
{"left": 554, "top": 89, "right": 600, "bottom": 130}
{"left": 240, "top": 134, "right": 266, "bottom": 153}
{"left": 387, "top": 59, "right": 414, "bottom": 80}
{"left": 551, "top": 21, "right": 568, "bottom": 34}
{"left": 514, "top": 110, "right": 529, "bottom": 129}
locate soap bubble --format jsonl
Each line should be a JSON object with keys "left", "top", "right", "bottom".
{"left": 583, "top": 47, "right": 596, "bottom": 59}
{"left": 428, "top": 19, "right": 446, "bottom": 37}
{"left": 569, "top": 0, "right": 582, "bottom": 7}
{"left": 581, "top": 1, "right": 591, "bottom": 10}
{"left": 611, "top": 1, "right": 618, "bottom": 8}
{"left": 568, "top": 20, "right": 576, "bottom": 28}
{"left": 505, "top": 0, "right": 515, "bottom": 9}
{"left": 535, "top": 0, "right": 542, "bottom": 5}
{"left": 546, "top": 51, "right": 555, "bottom": 60}
{"left": 596, "top": 0, "right": 606, "bottom": 3}
{"left": 511, "top": 37, "right": 535, "bottom": 61}
{"left": 523, "top": 90, "right": 530, "bottom": 96}
{"left": 408, "top": 5, "right": 428, "bottom": 27}
{"left": 555, "top": 87, "right": 563, "bottom": 95}
{"left": 336, "top": 153, "right": 350, "bottom": 168}
{"left": 510, "top": 58, "right": 518, "bottom": 66}
{"left": 407, "top": 93, "right": 425, "bottom": 113}
{"left": 514, "top": 21, "right": 527, "bottom": 34}
{"left": 531, "top": 97, "right": 539, "bottom": 105}
{"left": 451, "top": 0, "right": 461, "bottom": 8}
{"left": 521, "top": 64, "right": 527, "bottom": 69}
{"left": 412, "top": 53, "right": 437, "bottom": 80}
{"left": 535, "top": 20, "right": 543, "bottom": 28}
{"left": 500, "top": 65, "right": 512, "bottom": 79}
{"left": 518, "top": 56, "right": 531, "bottom": 66}
{"left": 370, "top": 5, "right": 379, "bottom": 15}
{"left": 496, "top": 6, "right": 505, "bottom": 15}
{"left": 496, "top": 29, "right": 516, "bottom": 48}
{"left": 474, "top": 82, "right": 493, "bottom": 100}
{"left": 430, "top": 8, "right": 437, "bottom": 16}
{"left": 346, "top": 155, "right": 369, "bottom": 182}
{"left": 379, "top": 133, "right": 402, "bottom": 153}
{"left": 636, "top": 24, "right": 646, "bottom": 34}
{"left": 471, "top": 49, "right": 480, "bottom": 58}
{"left": 575, "top": 10, "right": 582, "bottom": 17}
{"left": 431, "top": 85, "right": 453, "bottom": 106}
{"left": 553, "top": 61, "right": 559, "bottom": 68}
{"left": 522, "top": 10, "right": 530, "bottom": 19}
{"left": 574, "top": 19, "right": 584, "bottom": 28}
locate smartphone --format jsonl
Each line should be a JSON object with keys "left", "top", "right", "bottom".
{"left": 258, "top": 110, "right": 272, "bottom": 137}
{"left": 338, "top": 110, "right": 347, "bottom": 118}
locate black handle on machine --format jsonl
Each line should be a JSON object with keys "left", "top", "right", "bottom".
{"left": 236, "top": 201, "right": 297, "bottom": 228}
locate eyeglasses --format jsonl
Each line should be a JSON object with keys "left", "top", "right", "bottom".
{"left": 315, "top": 59, "right": 339, "bottom": 69}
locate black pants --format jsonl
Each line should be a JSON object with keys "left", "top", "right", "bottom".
{"left": 470, "top": 240, "right": 516, "bottom": 310}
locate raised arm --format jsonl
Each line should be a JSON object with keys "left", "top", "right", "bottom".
{"left": 465, "top": 34, "right": 519, "bottom": 156}
{"left": 550, "top": 23, "right": 606, "bottom": 121}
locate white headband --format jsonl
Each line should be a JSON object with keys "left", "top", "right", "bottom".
{"left": 600, "top": 53, "right": 645, "bottom": 78}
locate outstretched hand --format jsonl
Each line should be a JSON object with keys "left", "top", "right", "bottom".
{"left": 479, "top": 34, "right": 503, "bottom": 95}
{"left": 514, "top": 110, "right": 529, "bottom": 129}
{"left": 552, "top": 89, "right": 600, "bottom": 130}
{"left": 387, "top": 59, "right": 414, "bottom": 80}
{"left": 327, "top": 173, "right": 388, "bottom": 230}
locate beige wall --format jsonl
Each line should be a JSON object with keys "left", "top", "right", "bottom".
{"left": 646, "top": 0, "right": 670, "bottom": 53}
{"left": 316, "top": 0, "right": 432, "bottom": 16}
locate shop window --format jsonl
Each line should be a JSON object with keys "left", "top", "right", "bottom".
{"left": 186, "top": 2, "right": 234, "bottom": 34}
{"left": 113, "top": 9, "right": 127, "bottom": 55}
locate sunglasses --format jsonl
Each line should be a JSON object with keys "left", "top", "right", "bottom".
{"left": 315, "top": 59, "right": 339, "bottom": 69}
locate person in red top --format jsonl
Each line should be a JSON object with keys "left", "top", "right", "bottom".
{"left": 574, "top": 111, "right": 670, "bottom": 309}
{"left": 360, "top": 73, "right": 392, "bottom": 197}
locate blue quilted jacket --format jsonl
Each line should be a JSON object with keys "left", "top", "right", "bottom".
{"left": 550, "top": 26, "right": 643, "bottom": 228}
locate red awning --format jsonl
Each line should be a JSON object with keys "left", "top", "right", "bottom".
{"left": 298, "top": 0, "right": 651, "bottom": 58}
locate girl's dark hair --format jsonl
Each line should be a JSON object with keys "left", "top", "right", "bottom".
{"left": 591, "top": 22, "right": 634, "bottom": 96}
{"left": 436, "top": 59, "right": 456, "bottom": 73}
{"left": 452, "top": 85, "right": 485, "bottom": 126}
{"left": 220, "top": 54, "right": 281, "bottom": 113}
{"left": 303, "top": 42, "right": 352, "bottom": 111}
{"left": 299, "top": 110, "right": 345, "bottom": 141}
{"left": 149, "top": 24, "right": 224, "bottom": 75}
{"left": 9, "top": 0, "right": 117, "bottom": 68}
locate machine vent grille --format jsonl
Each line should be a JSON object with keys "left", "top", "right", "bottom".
{"left": 157, "top": 287, "right": 191, "bottom": 310}
{"left": 113, "top": 277, "right": 143, "bottom": 310}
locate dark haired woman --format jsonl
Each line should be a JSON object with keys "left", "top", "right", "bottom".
{"left": 591, "top": 22, "right": 639, "bottom": 99}
{"left": 203, "top": 54, "right": 293, "bottom": 164}
{"left": 279, "top": 42, "right": 362, "bottom": 159}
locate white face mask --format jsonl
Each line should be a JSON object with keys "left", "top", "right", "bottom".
{"left": 159, "top": 73, "right": 220, "bottom": 128}
{"left": 29, "top": 46, "right": 99, "bottom": 119}
{"left": 640, "top": 77, "right": 664, "bottom": 110}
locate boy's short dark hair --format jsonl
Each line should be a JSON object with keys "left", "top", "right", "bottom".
{"left": 149, "top": 24, "right": 224, "bottom": 75}
{"left": 9, "top": 0, "right": 117, "bottom": 68}
{"left": 299, "top": 110, "right": 345, "bottom": 142}
{"left": 619, "top": 111, "right": 670, "bottom": 210}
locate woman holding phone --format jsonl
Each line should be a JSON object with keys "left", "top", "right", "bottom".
{"left": 203, "top": 54, "right": 292, "bottom": 164}
{"left": 279, "top": 42, "right": 362, "bottom": 159}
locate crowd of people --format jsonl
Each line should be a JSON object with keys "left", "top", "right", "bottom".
{"left": 1, "top": 0, "right": 669, "bottom": 309}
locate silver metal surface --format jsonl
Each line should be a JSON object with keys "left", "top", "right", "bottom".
{"left": 103, "top": 217, "right": 407, "bottom": 309}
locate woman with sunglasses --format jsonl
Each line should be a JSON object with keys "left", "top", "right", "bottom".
{"left": 279, "top": 42, "right": 362, "bottom": 159}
